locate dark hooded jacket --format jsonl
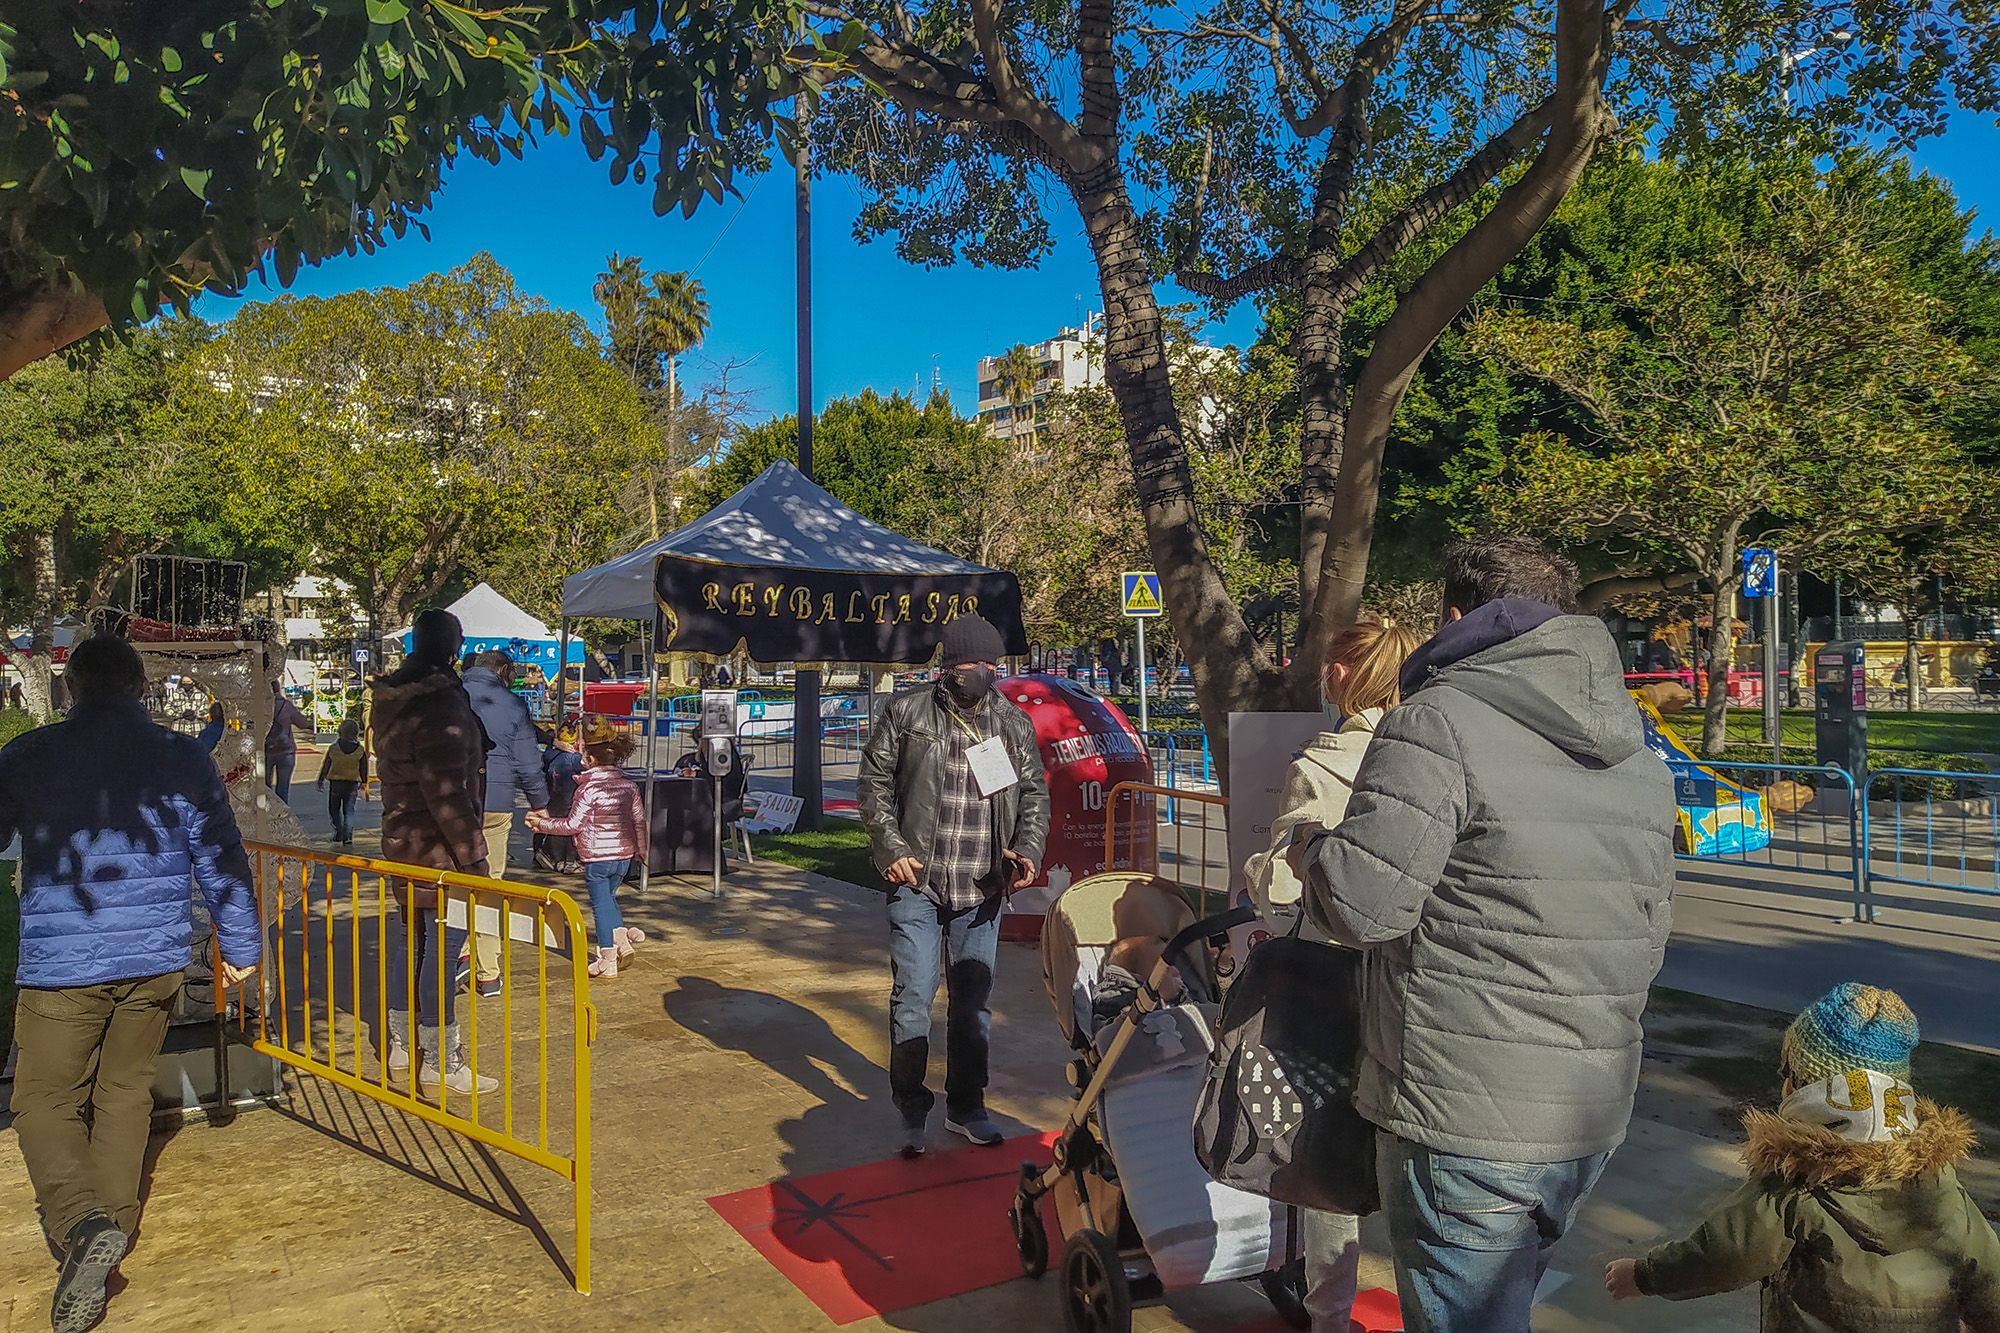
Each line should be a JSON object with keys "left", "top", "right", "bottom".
{"left": 1637, "top": 1100, "right": 2000, "bottom": 1331}
{"left": 369, "top": 662, "right": 489, "bottom": 884}
{"left": 1303, "top": 599, "right": 1676, "bottom": 1161}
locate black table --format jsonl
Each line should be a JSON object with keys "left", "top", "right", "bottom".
{"left": 637, "top": 773, "right": 718, "bottom": 876}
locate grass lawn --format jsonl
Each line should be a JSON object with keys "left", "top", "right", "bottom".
{"left": 1716, "top": 708, "right": 2000, "bottom": 757}
{"left": 751, "top": 823, "right": 880, "bottom": 888}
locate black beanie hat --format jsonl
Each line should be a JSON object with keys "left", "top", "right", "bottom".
{"left": 938, "top": 614, "right": 1005, "bottom": 667}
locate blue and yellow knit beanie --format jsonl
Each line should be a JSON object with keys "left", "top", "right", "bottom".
{"left": 1782, "top": 982, "right": 1919, "bottom": 1084}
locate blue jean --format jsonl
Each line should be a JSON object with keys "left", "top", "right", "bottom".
{"left": 385, "top": 907, "right": 467, "bottom": 1029}
{"left": 267, "top": 749, "right": 296, "bottom": 803}
{"left": 885, "top": 886, "right": 1001, "bottom": 1128}
{"left": 327, "top": 780, "right": 359, "bottom": 842}
{"left": 583, "top": 859, "right": 629, "bottom": 951}
{"left": 1377, "top": 1131, "right": 1610, "bottom": 1333}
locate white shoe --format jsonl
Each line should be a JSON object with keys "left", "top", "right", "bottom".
{"left": 421, "top": 1062, "right": 499, "bottom": 1095}
{"left": 386, "top": 1038, "right": 412, "bottom": 1073}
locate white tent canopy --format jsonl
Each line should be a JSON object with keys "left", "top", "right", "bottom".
{"left": 399, "top": 583, "right": 583, "bottom": 668}
{"left": 560, "top": 460, "right": 995, "bottom": 622}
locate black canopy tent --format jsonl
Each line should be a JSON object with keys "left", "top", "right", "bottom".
{"left": 560, "top": 460, "right": 1027, "bottom": 866}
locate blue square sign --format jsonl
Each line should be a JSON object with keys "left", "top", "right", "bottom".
{"left": 1121, "top": 571, "right": 1163, "bottom": 617}
{"left": 1742, "top": 548, "right": 1777, "bottom": 598}
{"left": 1675, "top": 775, "right": 1718, "bottom": 807}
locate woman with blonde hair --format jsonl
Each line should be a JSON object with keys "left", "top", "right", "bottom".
{"left": 1242, "top": 615, "right": 1422, "bottom": 1333}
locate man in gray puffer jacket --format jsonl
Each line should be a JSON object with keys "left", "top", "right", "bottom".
{"left": 1292, "top": 535, "right": 1675, "bottom": 1333}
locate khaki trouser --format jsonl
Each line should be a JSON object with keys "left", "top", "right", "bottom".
{"left": 10, "top": 972, "right": 182, "bottom": 1243}
{"left": 469, "top": 809, "right": 515, "bottom": 982}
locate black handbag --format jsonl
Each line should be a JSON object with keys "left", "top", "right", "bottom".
{"left": 1194, "top": 912, "right": 1379, "bottom": 1215}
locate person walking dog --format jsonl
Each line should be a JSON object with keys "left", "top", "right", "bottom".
{"left": 0, "top": 635, "right": 262, "bottom": 1333}
{"left": 858, "top": 614, "right": 1047, "bottom": 1157}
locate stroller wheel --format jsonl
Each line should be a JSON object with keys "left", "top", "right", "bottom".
{"left": 1061, "top": 1229, "right": 1131, "bottom": 1333}
{"left": 1011, "top": 1163, "right": 1049, "bottom": 1278}
{"left": 1260, "top": 1261, "right": 1312, "bottom": 1330}
{"left": 1008, "top": 1199, "right": 1048, "bottom": 1278}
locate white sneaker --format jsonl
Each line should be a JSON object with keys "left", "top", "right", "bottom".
{"left": 421, "top": 1063, "right": 499, "bottom": 1095}
{"left": 386, "top": 1038, "right": 412, "bottom": 1073}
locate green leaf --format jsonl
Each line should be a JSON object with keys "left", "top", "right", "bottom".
{"left": 364, "top": 0, "right": 410, "bottom": 26}
{"left": 160, "top": 46, "right": 181, "bottom": 73}
{"left": 179, "top": 165, "right": 210, "bottom": 198}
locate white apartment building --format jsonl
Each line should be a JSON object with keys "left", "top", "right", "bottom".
{"left": 975, "top": 314, "right": 1233, "bottom": 446}
{"left": 975, "top": 314, "right": 1105, "bottom": 446}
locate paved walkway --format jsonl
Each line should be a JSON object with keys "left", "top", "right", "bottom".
{"left": 0, "top": 787, "right": 1767, "bottom": 1332}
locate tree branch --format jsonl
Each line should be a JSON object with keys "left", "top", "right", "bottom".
{"left": 968, "top": 0, "right": 1085, "bottom": 168}
{"left": 1333, "top": 94, "right": 1559, "bottom": 294}
{"left": 1576, "top": 569, "right": 1700, "bottom": 614}
{"left": 0, "top": 286, "right": 111, "bottom": 383}
{"left": 1078, "top": 0, "right": 1120, "bottom": 140}
{"left": 1175, "top": 252, "right": 1302, "bottom": 303}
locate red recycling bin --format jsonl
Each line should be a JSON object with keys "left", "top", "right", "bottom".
{"left": 999, "top": 673, "right": 1156, "bottom": 942}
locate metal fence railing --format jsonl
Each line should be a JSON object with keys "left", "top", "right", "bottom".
{"left": 1664, "top": 760, "right": 1866, "bottom": 921}
{"left": 221, "top": 843, "right": 597, "bottom": 1292}
{"left": 1860, "top": 768, "right": 2000, "bottom": 915}
{"left": 1104, "top": 781, "right": 1230, "bottom": 915}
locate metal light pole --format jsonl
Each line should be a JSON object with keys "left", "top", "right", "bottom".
{"left": 792, "top": 135, "right": 823, "bottom": 832}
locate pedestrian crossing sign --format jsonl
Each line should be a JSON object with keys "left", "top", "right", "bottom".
{"left": 1122, "top": 571, "right": 1163, "bottom": 617}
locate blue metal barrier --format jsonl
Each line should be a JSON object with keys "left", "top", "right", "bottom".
{"left": 1860, "top": 767, "right": 2000, "bottom": 917}
{"left": 1663, "top": 759, "right": 1866, "bottom": 922}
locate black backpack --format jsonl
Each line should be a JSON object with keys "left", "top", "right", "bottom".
{"left": 1194, "top": 915, "right": 1379, "bottom": 1215}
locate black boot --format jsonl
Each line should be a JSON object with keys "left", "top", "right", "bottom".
{"left": 52, "top": 1213, "right": 126, "bottom": 1333}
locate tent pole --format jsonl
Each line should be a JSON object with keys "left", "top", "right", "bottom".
{"left": 639, "top": 610, "right": 662, "bottom": 894}
{"left": 556, "top": 616, "right": 571, "bottom": 725}
{"left": 792, "top": 134, "right": 824, "bottom": 832}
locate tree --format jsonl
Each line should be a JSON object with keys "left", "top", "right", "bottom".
{"left": 992, "top": 343, "right": 1041, "bottom": 445}
{"left": 1467, "top": 178, "right": 1981, "bottom": 753}
{"left": 0, "top": 3, "right": 799, "bottom": 379}
{"left": 186, "top": 253, "right": 649, "bottom": 650}
{"left": 671, "top": 0, "right": 1998, "bottom": 754}
{"left": 0, "top": 317, "right": 259, "bottom": 716}
{"left": 593, "top": 254, "right": 714, "bottom": 541}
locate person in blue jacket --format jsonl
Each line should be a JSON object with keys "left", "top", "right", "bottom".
{"left": 0, "top": 634, "right": 262, "bottom": 1333}
{"left": 460, "top": 649, "right": 547, "bottom": 995}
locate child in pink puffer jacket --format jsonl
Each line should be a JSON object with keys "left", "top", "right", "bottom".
{"left": 527, "top": 717, "right": 645, "bottom": 977}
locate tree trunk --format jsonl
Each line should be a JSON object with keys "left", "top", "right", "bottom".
{"left": 1069, "top": 156, "right": 1280, "bottom": 779}
{"left": 0, "top": 286, "right": 111, "bottom": 383}
{"left": 1304, "top": 0, "right": 1613, "bottom": 650}
{"left": 1700, "top": 575, "right": 1735, "bottom": 756}
{"left": 19, "top": 529, "right": 60, "bottom": 720}
{"left": 1904, "top": 618, "right": 1921, "bottom": 714}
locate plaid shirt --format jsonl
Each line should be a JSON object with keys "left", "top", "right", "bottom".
{"left": 925, "top": 689, "right": 999, "bottom": 909}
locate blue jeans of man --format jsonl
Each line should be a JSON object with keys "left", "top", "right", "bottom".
{"left": 1376, "top": 1131, "right": 1611, "bottom": 1333}
{"left": 886, "top": 886, "right": 1001, "bottom": 1129}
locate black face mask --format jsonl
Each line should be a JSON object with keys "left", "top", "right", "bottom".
{"left": 943, "top": 664, "right": 996, "bottom": 707}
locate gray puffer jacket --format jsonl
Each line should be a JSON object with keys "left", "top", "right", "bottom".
{"left": 1303, "top": 599, "right": 1675, "bottom": 1163}
{"left": 858, "top": 684, "right": 1049, "bottom": 890}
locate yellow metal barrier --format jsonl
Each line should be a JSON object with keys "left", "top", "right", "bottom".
{"left": 1103, "top": 781, "right": 1231, "bottom": 913}
{"left": 217, "top": 842, "right": 598, "bottom": 1293}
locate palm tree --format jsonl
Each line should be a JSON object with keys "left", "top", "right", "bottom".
{"left": 995, "top": 342, "right": 1040, "bottom": 447}
{"left": 595, "top": 255, "right": 711, "bottom": 539}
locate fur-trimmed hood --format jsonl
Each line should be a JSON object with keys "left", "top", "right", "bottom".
{"left": 1743, "top": 1097, "right": 1976, "bottom": 1190}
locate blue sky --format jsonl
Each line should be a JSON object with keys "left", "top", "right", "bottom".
{"left": 198, "top": 107, "right": 1999, "bottom": 420}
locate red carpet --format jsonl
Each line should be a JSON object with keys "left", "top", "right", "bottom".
{"left": 707, "top": 1131, "right": 1059, "bottom": 1324}
{"left": 708, "top": 1134, "right": 1405, "bottom": 1329}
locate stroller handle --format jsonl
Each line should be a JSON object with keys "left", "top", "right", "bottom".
{"left": 1162, "top": 904, "right": 1260, "bottom": 978}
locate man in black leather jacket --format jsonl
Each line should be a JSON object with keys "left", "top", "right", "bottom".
{"left": 858, "top": 614, "right": 1048, "bottom": 1156}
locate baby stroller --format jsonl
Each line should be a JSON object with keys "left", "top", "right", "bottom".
{"left": 1007, "top": 872, "right": 1307, "bottom": 1332}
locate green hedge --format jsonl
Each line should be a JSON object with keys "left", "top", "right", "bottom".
{"left": 0, "top": 708, "right": 38, "bottom": 748}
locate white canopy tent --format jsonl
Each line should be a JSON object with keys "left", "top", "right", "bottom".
{"left": 398, "top": 582, "right": 583, "bottom": 671}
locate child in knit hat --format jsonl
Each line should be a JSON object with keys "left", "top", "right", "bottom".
{"left": 1605, "top": 982, "right": 2000, "bottom": 1330}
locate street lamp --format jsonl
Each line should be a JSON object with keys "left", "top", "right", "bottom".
{"left": 1780, "top": 30, "right": 1854, "bottom": 108}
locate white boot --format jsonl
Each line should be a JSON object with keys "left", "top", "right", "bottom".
{"left": 420, "top": 1023, "right": 498, "bottom": 1096}
{"left": 384, "top": 1011, "right": 412, "bottom": 1073}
